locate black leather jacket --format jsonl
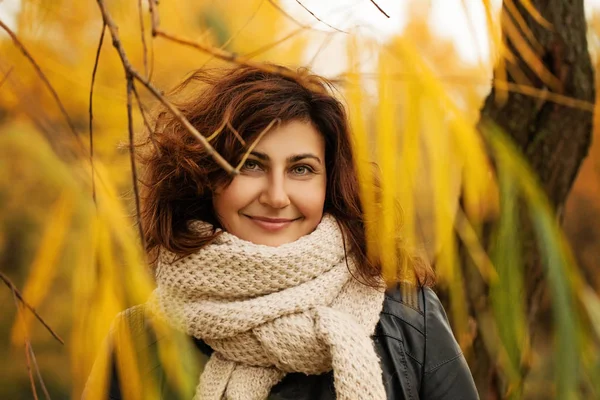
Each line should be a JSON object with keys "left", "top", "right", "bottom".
{"left": 97, "top": 285, "right": 479, "bottom": 400}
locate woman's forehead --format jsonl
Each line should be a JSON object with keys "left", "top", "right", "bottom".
{"left": 250, "top": 120, "right": 325, "bottom": 160}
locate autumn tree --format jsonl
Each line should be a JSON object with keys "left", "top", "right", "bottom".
{"left": 460, "top": 0, "right": 595, "bottom": 398}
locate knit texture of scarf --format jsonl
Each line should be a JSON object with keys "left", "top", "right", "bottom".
{"left": 150, "top": 214, "right": 386, "bottom": 400}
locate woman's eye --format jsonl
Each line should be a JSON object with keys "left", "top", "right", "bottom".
{"left": 291, "top": 165, "right": 313, "bottom": 175}
{"left": 242, "top": 160, "right": 261, "bottom": 171}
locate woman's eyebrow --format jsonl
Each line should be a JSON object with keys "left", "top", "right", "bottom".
{"left": 249, "top": 151, "right": 322, "bottom": 165}
{"left": 249, "top": 151, "right": 269, "bottom": 161}
{"left": 287, "top": 154, "right": 322, "bottom": 164}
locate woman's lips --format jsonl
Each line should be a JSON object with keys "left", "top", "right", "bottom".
{"left": 245, "top": 215, "right": 298, "bottom": 232}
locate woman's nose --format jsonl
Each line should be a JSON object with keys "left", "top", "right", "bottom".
{"left": 259, "top": 175, "right": 290, "bottom": 209}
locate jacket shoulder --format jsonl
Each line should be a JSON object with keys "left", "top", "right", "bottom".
{"left": 378, "top": 284, "right": 464, "bottom": 369}
{"left": 419, "top": 289, "right": 480, "bottom": 399}
{"left": 420, "top": 287, "right": 463, "bottom": 374}
{"left": 381, "top": 283, "right": 426, "bottom": 336}
{"left": 376, "top": 282, "right": 427, "bottom": 373}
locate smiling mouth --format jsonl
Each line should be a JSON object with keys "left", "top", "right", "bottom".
{"left": 244, "top": 215, "right": 300, "bottom": 231}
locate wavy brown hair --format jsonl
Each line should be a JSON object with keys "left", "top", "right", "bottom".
{"left": 138, "top": 64, "right": 434, "bottom": 287}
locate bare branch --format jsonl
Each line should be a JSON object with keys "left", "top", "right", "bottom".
{"left": 131, "top": 84, "right": 161, "bottom": 156}
{"left": 28, "top": 343, "right": 52, "bottom": 400}
{"left": 147, "top": 0, "right": 159, "bottom": 35}
{"left": 206, "top": 111, "right": 246, "bottom": 145}
{"left": 153, "top": 28, "right": 322, "bottom": 92}
{"left": 200, "top": 0, "right": 266, "bottom": 69}
{"left": 499, "top": 81, "right": 594, "bottom": 112}
{"left": 11, "top": 288, "right": 39, "bottom": 400}
{"left": 89, "top": 24, "right": 106, "bottom": 206}
{"left": 369, "top": 0, "right": 390, "bottom": 18}
{"left": 0, "top": 271, "right": 65, "bottom": 345}
{"left": 146, "top": 0, "right": 157, "bottom": 80}
{"left": 97, "top": 0, "right": 329, "bottom": 180}
{"left": 0, "top": 66, "right": 13, "bottom": 90}
{"left": 206, "top": 117, "right": 230, "bottom": 142}
{"left": 24, "top": 344, "right": 39, "bottom": 400}
{"left": 295, "top": 0, "right": 347, "bottom": 33}
{"left": 10, "top": 284, "right": 52, "bottom": 399}
{"left": 126, "top": 76, "right": 147, "bottom": 250}
{"left": 243, "top": 27, "right": 307, "bottom": 59}
{"left": 346, "top": 72, "right": 595, "bottom": 112}
{"left": 137, "top": 70, "right": 237, "bottom": 173}
{"left": 308, "top": 32, "right": 335, "bottom": 66}
{"left": 96, "top": 0, "right": 238, "bottom": 175}
{"left": 266, "top": 0, "right": 332, "bottom": 33}
{"left": 148, "top": 34, "right": 155, "bottom": 82}
{"left": 226, "top": 121, "right": 246, "bottom": 146}
{"left": 138, "top": 0, "right": 149, "bottom": 78}
{"left": 235, "top": 118, "right": 281, "bottom": 172}
{"left": 0, "top": 18, "right": 83, "bottom": 149}
{"left": 222, "top": 0, "right": 266, "bottom": 49}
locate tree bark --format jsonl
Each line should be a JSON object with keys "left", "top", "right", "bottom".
{"left": 460, "top": 1, "right": 595, "bottom": 398}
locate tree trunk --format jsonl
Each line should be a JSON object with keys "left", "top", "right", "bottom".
{"left": 460, "top": 1, "right": 595, "bottom": 398}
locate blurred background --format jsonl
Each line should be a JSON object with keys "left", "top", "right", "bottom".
{"left": 1, "top": 0, "right": 600, "bottom": 398}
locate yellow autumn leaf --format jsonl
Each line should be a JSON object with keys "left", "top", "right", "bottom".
{"left": 376, "top": 51, "right": 398, "bottom": 283}
{"left": 10, "top": 189, "right": 74, "bottom": 347}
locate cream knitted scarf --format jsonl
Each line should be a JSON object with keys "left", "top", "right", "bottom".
{"left": 150, "top": 215, "right": 386, "bottom": 400}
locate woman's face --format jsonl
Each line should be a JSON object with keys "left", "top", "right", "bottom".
{"left": 213, "top": 120, "right": 327, "bottom": 246}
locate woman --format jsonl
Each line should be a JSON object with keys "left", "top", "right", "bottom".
{"left": 91, "top": 64, "right": 479, "bottom": 399}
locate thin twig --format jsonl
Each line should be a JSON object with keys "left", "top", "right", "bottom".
{"left": 11, "top": 288, "right": 39, "bottom": 400}
{"left": 96, "top": 0, "right": 237, "bottom": 175}
{"left": 369, "top": 0, "right": 390, "bottom": 18}
{"left": 295, "top": 0, "right": 346, "bottom": 33}
{"left": 136, "top": 68, "right": 237, "bottom": 173}
{"left": 0, "top": 271, "right": 65, "bottom": 345}
{"left": 235, "top": 118, "right": 281, "bottom": 171}
{"left": 199, "top": 0, "right": 266, "bottom": 69}
{"left": 0, "top": 18, "right": 83, "bottom": 148}
{"left": 146, "top": 0, "right": 157, "bottom": 80}
{"left": 266, "top": 0, "right": 331, "bottom": 33}
{"left": 227, "top": 121, "right": 246, "bottom": 146}
{"left": 28, "top": 343, "right": 52, "bottom": 400}
{"left": 147, "top": 0, "right": 159, "bottom": 35}
{"left": 221, "top": 0, "right": 266, "bottom": 49}
{"left": 146, "top": 0, "right": 327, "bottom": 90}
{"left": 308, "top": 31, "right": 335, "bottom": 66}
{"left": 345, "top": 71, "right": 595, "bottom": 112}
{"left": 243, "top": 26, "right": 307, "bottom": 59}
{"left": 0, "top": 66, "right": 13, "bottom": 90}
{"left": 0, "top": 61, "right": 57, "bottom": 145}
{"left": 131, "top": 84, "right": 161, "bottom": 156}
{"left": 138, "top": 0, "right": 149, "bottom": 78}
{"left": 206, "top": 111, "right": 246, "bottom": 145}
{"left": 148, "top": 34, "right": 155, "bottom": 82}
{"left": 89, "top": 24, "right": 106, "bottom": 206}
{"left": 206, "top": 117, "right": 229, "bottom": 142}
{"left": 153, "top": 28, "right": 321, "bottom": 92}
{"left": 499, "top": 80, "right": 594, "bottom": 112}
{"left": 126, "top": 75, "right": 147, "bottom": 250}
{"left": 307, "top": 5, "right": 363, "bottom": 66}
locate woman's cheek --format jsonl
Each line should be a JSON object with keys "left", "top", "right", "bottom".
{"left": 214, "top": 175, "right": 259, "bottom": 215}
{"left": 291, "top": 179, "right": 326, "bottom": 215}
